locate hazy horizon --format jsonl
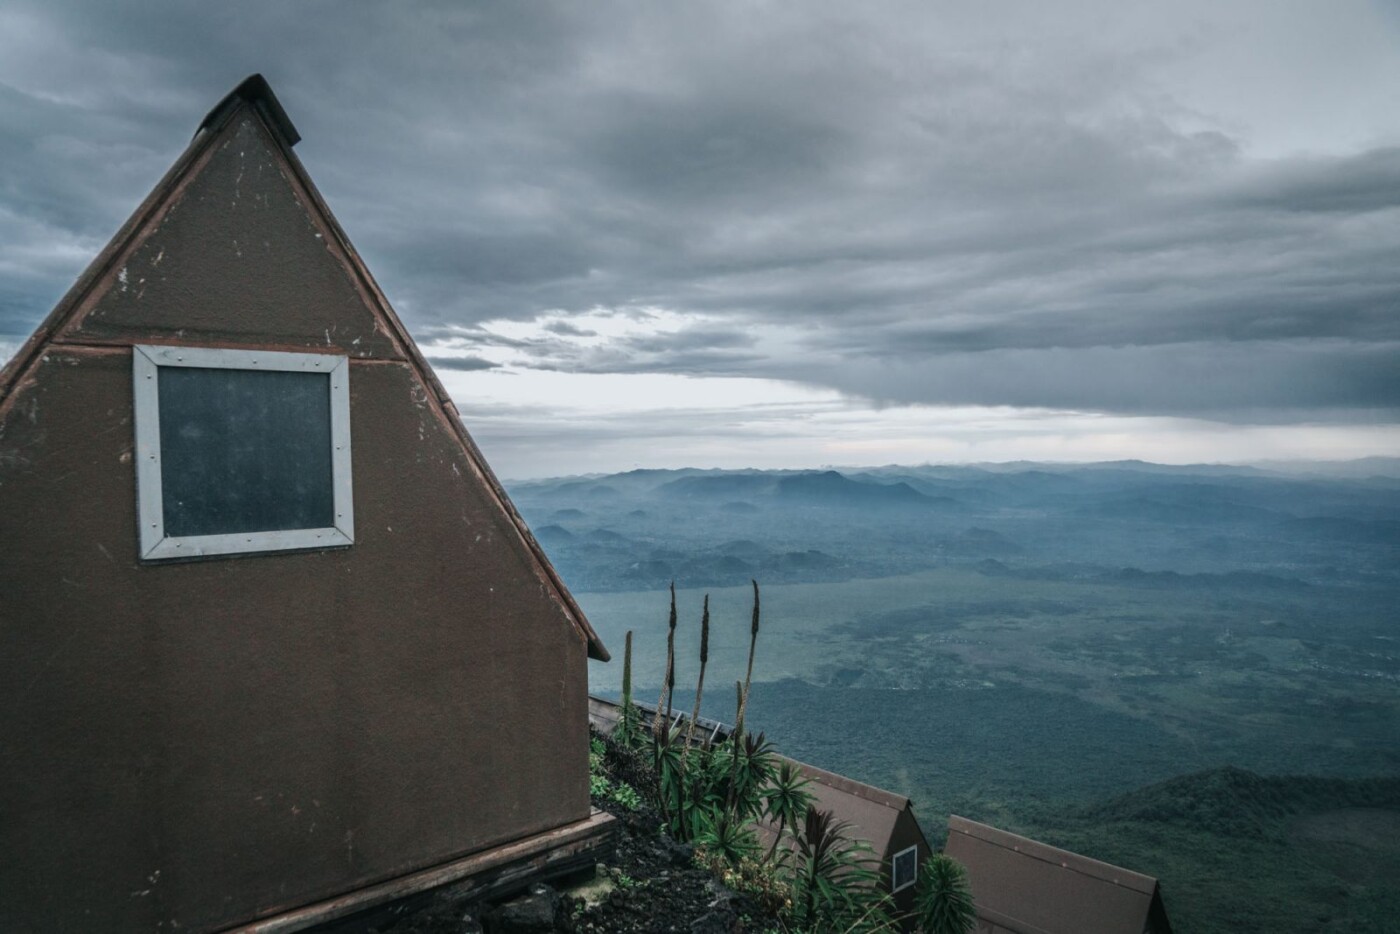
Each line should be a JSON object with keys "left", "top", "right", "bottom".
{"left": 499, "top": 454, "right": 1400, "bottom": 485}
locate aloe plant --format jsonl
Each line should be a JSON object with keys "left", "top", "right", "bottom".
{"left": 695, "top": 806, "right": 760, "bottom": 866}
{"left": 787, "top": 808, "right": 892, "bottom": 932}
{"left": 913, "top": 854, "right": 977, "bottom": 934}
{"left": 762, "top": 760, "right": 814, "bottom": 861}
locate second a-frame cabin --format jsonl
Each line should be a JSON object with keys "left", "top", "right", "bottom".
{"left": 0, "top": 76, "right": 611, "bottom": 933}
{"left": 945, "top": 816, "right": 1174, "bottom": 934}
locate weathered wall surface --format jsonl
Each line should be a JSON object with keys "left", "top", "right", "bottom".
{"left": 0, "top": 111, "right": 590, "bottom": 933}
{"left": 887, "top": 808, "right": 931, "bottom": 921}
{"left": 62, "top": 116, "right": 402, "bottom": 358}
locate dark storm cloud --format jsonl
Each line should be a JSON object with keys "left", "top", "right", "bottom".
{"left": 543, "top": 321, "right": 597, "bottom": 338}
{"left": 422, "top": 354, "right": 498, "bottom": 372}
{"left": 782, "top": 340, "right": 1400, "bottom": 422}
{"left": 558, "top": 347, "right": 762, "bottom": 376}
{"left": 399, "top": 227, "right": 598, "bottom": 288}
{"left": 537, "top": 326, "right": 762, "bottom": 376}
{"left": 1, "top": 0, "right": 1397, "bottom": 423}
{"left": 429, "top": 318, "right": 762, "bottom": 375}
{"left": 622, "top": 327, "right": 752, "bottom": 355}
{"left": 1228, "top": 148, "right": 1400, "bottom": 214}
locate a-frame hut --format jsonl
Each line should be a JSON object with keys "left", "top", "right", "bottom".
{"left": 764, "top": 757, "right": 932, "bottom": 921}
{"left": 945, "top": 816, "right": 1173, "bottom": 934}
{"left": 0, "top": 75, "right": 612, "bottom": 932}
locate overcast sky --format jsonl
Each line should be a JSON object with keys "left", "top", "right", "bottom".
{"left": 2, "top": 1, "right": 1398, "bottom": 477}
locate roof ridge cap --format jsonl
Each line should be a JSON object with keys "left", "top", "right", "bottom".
{"left": 780, "top": 755, "right": 911, "bottom": 811}
{"left": 197, "top": 74, "right": 301, "bottom": 147}
{"left": 947, "top": 815, "right": 1157, "bottom": 894}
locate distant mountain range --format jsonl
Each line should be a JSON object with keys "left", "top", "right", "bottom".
{"left": 661, "top": 469, "right": 955, "bottom": 509}
{"left": 504, "top": 460, "right": 1400, "bottom": 592}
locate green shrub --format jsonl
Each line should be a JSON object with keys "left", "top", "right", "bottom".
{"left": 913, "top": 854, "right": 976, "bottom": 934}
{"left": 694, "top": 849, "right": 791, "bottom": 919}
{"left": 785, "top": 808, "right": 894, "bottom": 932}
{"left": 762, "top": 761, "right": 814, "bottom": 861}
{"left": 589, "top": 735, "right": 644, "bottom": 811}
{"left": 607, "top": 780, "right": 643, "bottom": 811}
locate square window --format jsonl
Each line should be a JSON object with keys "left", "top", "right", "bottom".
{"left": 133, "top": 345, "right": 353, "bottom": 560}
{"left": 891, "top": 844, "right": 919, "bottom": 893}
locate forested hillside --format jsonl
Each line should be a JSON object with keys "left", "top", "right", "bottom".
{"left": 508, "top": 461, "right": 1400, "bottom": 933}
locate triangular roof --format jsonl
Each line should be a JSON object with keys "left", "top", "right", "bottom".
{"left": 945, "top": 815, "right": 1172, "bottom": 934}
{"left": 0, "top": 73, "right": 608, "bottom": 661}
{"left": 770, "top": 755, "right": 915, "bottom": 858}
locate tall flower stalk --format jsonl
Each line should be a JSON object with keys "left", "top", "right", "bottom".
{"left": 618, "top": 630, "right": 638, "bottom": 745}
{"left": 683, "top": 595, "right": 711, "bottom": 760}
{"left": 652, "top": 582, "right": 680, "bottom": 829}
{"left": 735, "top": 579, "right": 761, "bottom": 737}
{"left": 654, "top": 581, "right": 677, "bottom": 738}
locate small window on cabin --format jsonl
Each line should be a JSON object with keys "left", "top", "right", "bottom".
{"left": 891, "top": 844, "right": 919, "bottom": 893}
{"left": 132, "top": 345, "right": 353, "bottom": 560}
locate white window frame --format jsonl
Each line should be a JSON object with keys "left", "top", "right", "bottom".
{"left": 133, "top": 344, "right": 354, "bottom": 561}
{"left": 891, "top": 843, "right": 919, "bottom": 893}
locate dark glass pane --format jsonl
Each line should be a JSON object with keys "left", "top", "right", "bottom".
{"left": 894, "top": 849, "right": 916, "bottom": 888}
{"left": 158, "top": 366, "right": 334, "bottom": 537}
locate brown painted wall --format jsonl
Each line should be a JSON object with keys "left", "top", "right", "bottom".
{"left": 886, "top": 807, "right": 931, "bottom": 922}
{"left": 0, "top": 111, "right": 591, "bottom": 933}
{"left": 63, "top": 117, "right": 402, "bottom": 359}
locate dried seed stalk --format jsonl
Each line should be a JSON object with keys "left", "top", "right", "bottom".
{"left": 735, "top": 579, "right": 761, "bottom": 737}
{"left": 683, "top": 595, "right": 711, "bottom": 758}
{"left": 653, "top": 581, "right": 678, "bottom": 739}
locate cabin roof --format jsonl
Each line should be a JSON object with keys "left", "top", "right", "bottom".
{"left": 945, "top": 815, "right": 1169, "bottom": 934}
{"left": 197, "top": 73, "right": 301, "bottom": 147}
{"left": 767, "top": 755, "right": 914, "bottom": 857}
{"left": 782, "top": 756, "right": 911, "bottom": 815}
{"left": 0, "top": 74, "right": 608, "bottom": 662}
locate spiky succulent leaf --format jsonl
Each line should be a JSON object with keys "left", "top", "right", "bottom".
{"left": 914, "top": 854, "right": 977, "bottom": 934}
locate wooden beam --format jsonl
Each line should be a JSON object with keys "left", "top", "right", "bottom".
{"left": 226, "top": 810, "right": 617, "bottom": 934}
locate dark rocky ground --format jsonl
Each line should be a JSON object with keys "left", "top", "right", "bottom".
{"left": 568, "top": 797, "right": 764, "bottom": 933}
{"left": 335, "top": 733, "right": 775, "bottom": 934}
